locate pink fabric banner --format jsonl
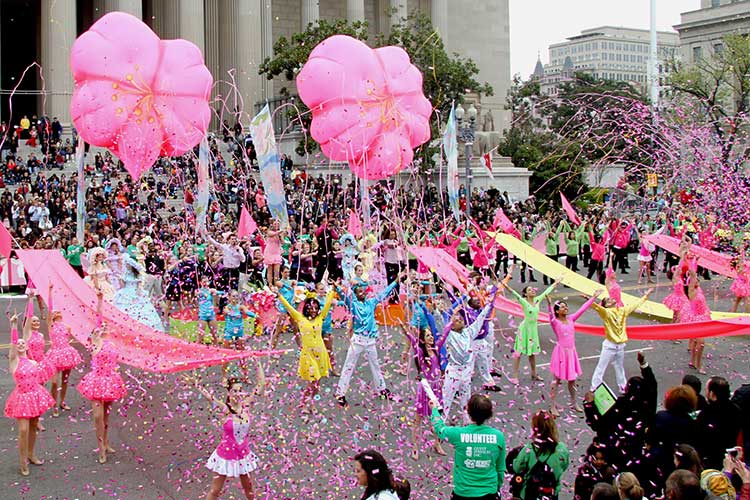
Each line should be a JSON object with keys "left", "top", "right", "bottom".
{"left": 492, "top": 208, "right": 514, "bottom": 232}
{"left": 0, "top": 223, "right": 12, "bottom": 259}
{"left": 532, "top": 231, "right": 547, "bottom": 253}
{"left": 238, "top": 206, "right": 258, "bottom": 239}
{"left": 417, "top": 244, "right": 750, "bottom": 340}
{"left": 644, "top": 233, "right": 737, "bottom": 278}
{"left": 492, "top": 293, "right": 750, "bottom": 340}
{"left": 16, "top": 250, "right": 278, "bottom": 373}
{"left": 407, "top": 246, "right": 470, "bottom": 292}
{"left": 560, "top": 193, "right": 581, "bottom": 226}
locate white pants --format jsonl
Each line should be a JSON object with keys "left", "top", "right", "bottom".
{"left": 590, "top": 339, "right": 627, "bottom": 392}
{"left": 336, "top": 338, "right": 386, "bottom": 397}
{"left": 442, "top": 363, "right": 473, "bottom": 424}
{"left": 472, "top": 337, "right": 494, "bottom": 386}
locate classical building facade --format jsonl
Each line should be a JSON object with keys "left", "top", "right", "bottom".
{"left": 674, "top": 0, "right": 750, "bottom": 64}
{"left": 537, "top": 26, "right": 679, "bottom": 97}
{"left": 0, "top": 0, "right": 511, "bottom": 132}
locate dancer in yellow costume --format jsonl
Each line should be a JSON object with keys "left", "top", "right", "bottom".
{"left": 277, "top": 289, "right": 335, "bottom": 405}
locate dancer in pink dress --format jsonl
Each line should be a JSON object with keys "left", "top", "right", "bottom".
{"left": 663, "top": 271, "right": 689, "bottom": 323}
{"left": 263, "top": 219, "right": 285, "bottom": 286}
{"left": 44, "top": 284, "right": 83, "bottom": 416}
{"left": 682, "top": 271, "right": 711, "bottom": 374}
{"left": 4, "top": 313, "right": 55, "bottom": 476}
{"left": 190, "top": 360, "right": 265, "bottom": 500}
{"left": 546, "top": 290, "right": 601, "bottom": 416}
{"left": 77, "top": 293, "right": 127, "bottom": 464}
{"left": 730, "top": 254, "right": 750, "bottom": 313}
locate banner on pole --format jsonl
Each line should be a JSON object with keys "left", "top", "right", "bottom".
{"left": 250, "top": 104, "right": 289, "bottom": 229}
{"left": 444, "top": 104, "right": 460, "bottom": 220}
{"left": 195, "top": 136, "right": 210, "bottom": 234}
{"left": 75, "top": 141, "right": 86, "bottom": 243}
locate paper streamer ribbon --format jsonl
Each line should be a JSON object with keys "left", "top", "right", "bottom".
{"left": 489, "top": 232, "right": 745, "bottom": 320}
{"left": 410, "top": 244, "right": 750, "bottom": 339}
{"left": 644, "top": 233, "right": 737, "bottom": 278}
{"left": 17, "top": 250, "right": 282, "bottom": 373}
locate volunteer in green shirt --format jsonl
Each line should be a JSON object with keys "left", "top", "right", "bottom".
{"left": 431, "top": 394, "right": 506, "bottom": 500}
{"left": 66, "top": 238, "right": 85, "bottom": 277}
{"left": 512, "top": 409, "right": 570, "bottom": 500}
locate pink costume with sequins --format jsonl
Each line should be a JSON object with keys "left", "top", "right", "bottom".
{"left": 44, "top": 322, "right": 83, "bottom": 372}
{"left": 78, "top": 341, "right": 127, "bottom": 402}
{"left": 26, "top": 330, "right": 46, "bottom": 363}
{"left": 731, "top": 262, "right": 750, "bottom": 298}
{"left": 4, "top": 357, "right": 55, "bottom": 419}
{"left": 664, "top": 279, "right": 689, "bottom": 322}
{"left": 205, "top": 417, "right": 259, "bottom": 477}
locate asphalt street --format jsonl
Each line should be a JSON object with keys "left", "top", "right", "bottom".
{"left": 0, "top": 256, "right": 748, "bottom": 500}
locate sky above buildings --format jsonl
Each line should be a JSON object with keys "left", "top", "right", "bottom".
{"left": 510, "top": 0, "right": 701, "bottom": 78}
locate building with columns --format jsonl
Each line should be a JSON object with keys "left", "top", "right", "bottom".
{"left": 0, "top": 0, "right": 511, "bottom": 132}
{"left": 674, "top": 0, "right": 750, "bottom": 65}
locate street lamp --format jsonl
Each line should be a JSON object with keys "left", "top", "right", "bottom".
{"left": 455, "top": 103, "right": 477, "bottom": 217}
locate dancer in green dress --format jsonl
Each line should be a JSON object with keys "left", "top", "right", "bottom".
{"left": 507, "top": 277, "right": 561, "bottom": 384}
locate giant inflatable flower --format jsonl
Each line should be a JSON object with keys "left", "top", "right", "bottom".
{"left": 296, "top": 35, "right": 432, "bottom": 180}
{"left": 70, "top": 12, "right": 212, "bottom": 179}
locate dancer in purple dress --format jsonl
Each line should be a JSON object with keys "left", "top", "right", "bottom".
{"left": 400, "top": 301, "right": 446, "bottom": 461}
{"left": 546, "top": 290, "right": 602, "bottom": 416}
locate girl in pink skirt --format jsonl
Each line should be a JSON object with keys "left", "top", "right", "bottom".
{"left": 683, "top": 271, "right": 711, "bottom": 374}
{"left": 189, "top": 361, "right": 265, "bottom": 500}
{"left": 78, "top": 293, "right": 127, "bottom": 464}
{"left": 5, "top": 313, "right": 55, "bottom": 476}
{"left": 263, "top": 220, "right": 284, "bottom": 286}
{"left": 546, "top": 290, "right": 601, "bottom": 416}
{"left": 731, "top": 255, "right": 750, "bottom": 313}
{"left": 44, "top": 284, "right": 83, "bottom": 417}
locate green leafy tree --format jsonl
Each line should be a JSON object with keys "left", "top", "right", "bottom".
{"left": 259, "top": 12, "right": 492, "bottom": 162}
{"left": 499, "top": 76, "right": 587, "bottom": 210}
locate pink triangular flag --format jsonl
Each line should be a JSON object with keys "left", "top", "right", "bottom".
{"left": 348, "top": 209, "right": 362, "bottom": 238}
{"left": 237, "top": 207, "right": 258, "bottom": 239}
{"left": 0, "top": 222, "right": 12, "bottom": 259}
{"left": 560, "top": 193, "right": 581, "bottom": 226}
{"left": 492, "top": 208, "right": 514, "bottom": 232}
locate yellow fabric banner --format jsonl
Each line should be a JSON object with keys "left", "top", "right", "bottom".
{"left": 489, "top": 232, "right": 744, "bottom": 320}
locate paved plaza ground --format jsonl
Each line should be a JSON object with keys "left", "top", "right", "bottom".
{"left": 0, "top": 257, "right": 748, "bottom": 499}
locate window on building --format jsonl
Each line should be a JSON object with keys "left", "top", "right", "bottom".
{"left": 714, "top": 43, "right": 724, "bottom": 54}
{"left": 711, "top": 0, "right": 720, "bottom": 7}
{"left": 693, "top": 46, "right": 703, "bottom": 62}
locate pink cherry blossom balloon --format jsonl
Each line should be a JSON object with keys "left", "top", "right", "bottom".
{"left": 70, "top": 12, "right": 213, "bottom": 180}
{"left": 296, "top": 35, "right": 432, "bottom": 180}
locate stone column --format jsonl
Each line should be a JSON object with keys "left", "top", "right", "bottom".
{"left": 149, "top": 0, "right": 179, "bottom": 39}
{"left": 218, "top": 0, "right": 238, "bottom": 112}
{"left": 389, "top": 0, "right": 407, "bottom": 28}
{"left": 179, "top": 0, "right": 205, "bottom": 54}
{"left": 236, "top": 0, "right": 264, "bottom": 119}
{"left": 261, "top": 0, "right": 274, "bottom": 101}
{"left": 431, "top": 0, "right": 448, "bottom": 42}
{"left": 347, "top": 0, "right": 365, "bottom": 23}
{"left": 204, "top": 0, "right": 221, "bottom": 129}
{"left": 301, "top": 0, "right": 320, "bottom": 28}
{"left": 40, "top": 0, "right": 77, "bottom": 126}
{"left": 105, "top": 0, "right": 142, "bottom": 18}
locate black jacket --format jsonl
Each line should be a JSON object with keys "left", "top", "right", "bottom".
{"left": 584, "top": 363, "right": 657, "bottom": 468}
{"left": 696, "top": 399, "right": 742, "bottom": 470}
